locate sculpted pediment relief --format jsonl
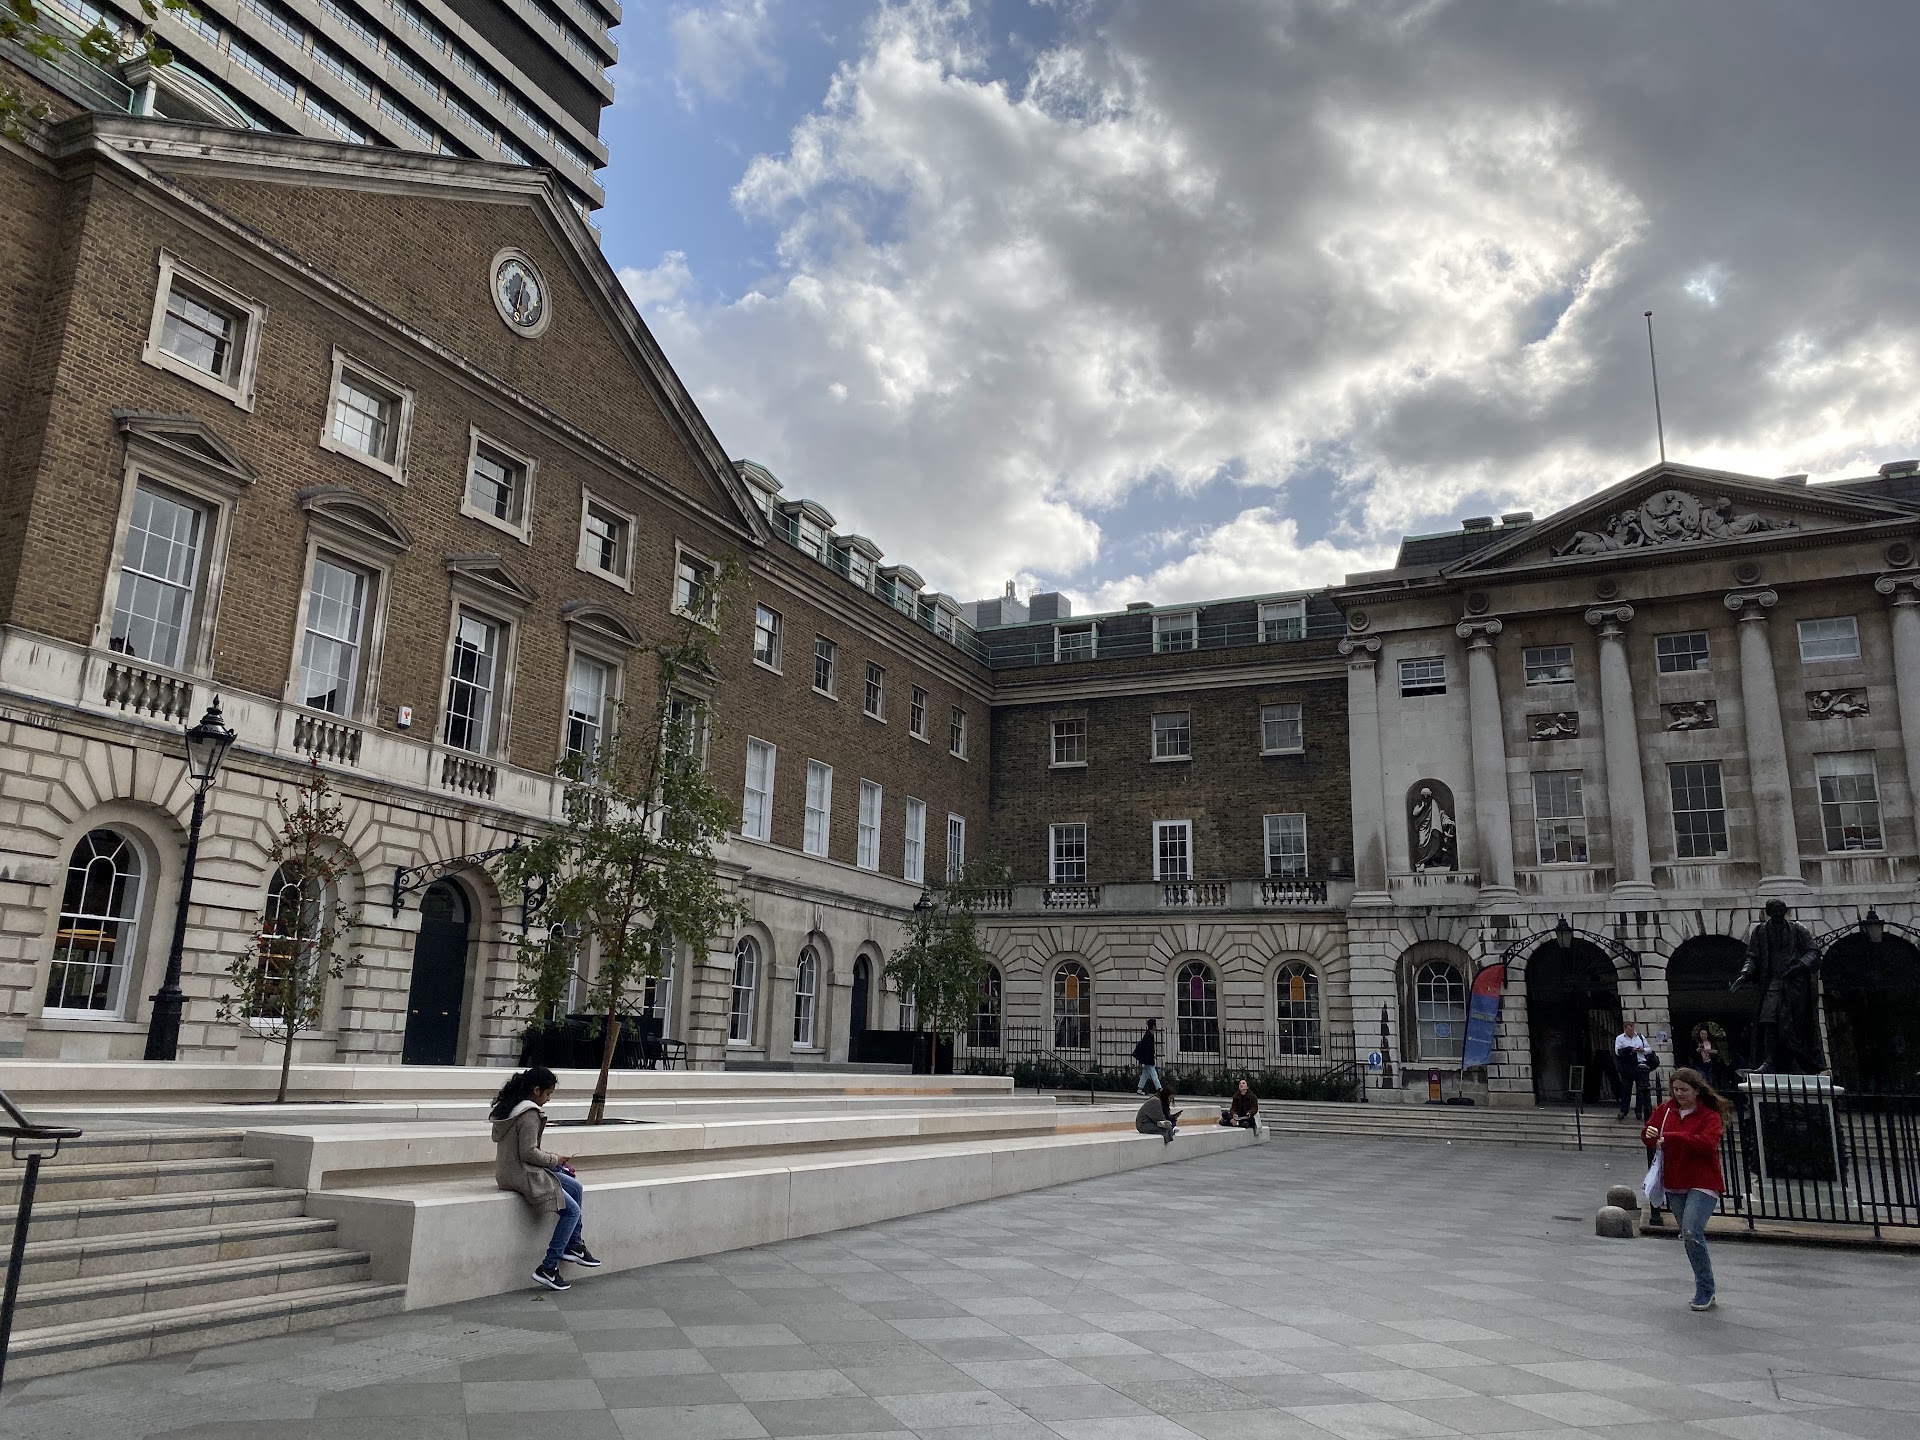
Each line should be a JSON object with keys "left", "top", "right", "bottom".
{"left": 1552, "top": 489, "right": 1795, "bottom": 556}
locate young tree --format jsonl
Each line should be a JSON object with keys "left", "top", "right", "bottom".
{"left": 494, "top": 565, "right": 746, "bottom": 1123}
{"left": 217, "top": 761, "right": 361, "bottom": 1103}
{"left": 3, "top": 0, "right": 187, "bottom": 139}
{"left": 884, "top": 858, "right": 1010, "bottom": 1061}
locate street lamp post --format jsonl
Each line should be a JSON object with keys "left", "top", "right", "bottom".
{"left": 144, "top": 700, "right": 237, "bottom": 1061}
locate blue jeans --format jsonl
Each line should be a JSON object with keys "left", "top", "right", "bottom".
{"left": 1137, "top": 1064, "right": 1161, "bottom": 1093}
{"left": 1671, "top": 1188, "right": 1717, "bottom": 1298}
{"left": 542, "top": 1170, "right": 584, "bottom": 1269}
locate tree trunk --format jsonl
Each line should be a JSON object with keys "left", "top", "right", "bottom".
{"left": 277, "top": 1024, "right": 295, "bottom": 1104}
{"left": 588, "top": 1008, "right": 621, "bottom": 1125}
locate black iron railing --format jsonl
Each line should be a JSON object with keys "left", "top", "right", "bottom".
{"left": 1714, "top": 1085, "right": 1920, "bottom": 1238}
{"left": 0, "top": 1090, "right": 80, "bottom": 1392}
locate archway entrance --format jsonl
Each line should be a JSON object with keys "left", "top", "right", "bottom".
{"left": 850, "top": 957, "right": 871, "bottom": 1043}
{"left": 1527, "top": 940, "right": 1621, "bottom": 1105}
{"left": 1822, "top": 934, "right": 1920, "bottom": 1094}
{"left": 403, "top": 880, "right": 470, "bottom": 1065}
{"left": 1667, "top": 935, "right": 1756, "bottom": 1079}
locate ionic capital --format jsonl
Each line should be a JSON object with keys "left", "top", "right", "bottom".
{"left": 1454, "top": 617, "right": 1504, "bottom": 649}
{"left": 1874, "top": 570, "right": 1920, "bottom": 605}
{"left": 1724, "top": 587, "right": 1779, "bottom": 621}
{"left": 1337, "top": 635, "right": 1381, "bottom": 662}
{"left": 1583, "top": 603, "right": 1636, "bottom": 637}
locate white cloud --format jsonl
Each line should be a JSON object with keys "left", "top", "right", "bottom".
{"left": 670, "top": 1, "right": 782, "bottom": 104}
{"left": 618, "top": 251, "right": 695, "bottom": 309}
{"left": 622, "top": 0, "right": 1920, "bottom": 603}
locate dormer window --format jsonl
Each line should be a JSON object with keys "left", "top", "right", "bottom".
{"left": 1154, "top": 611, "right": 1197, "bottom": 653}
{"left": 797, "top": 516, "right": 826, "bottom": 560}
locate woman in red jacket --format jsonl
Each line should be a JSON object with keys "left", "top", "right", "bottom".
{"left": 1643, "top": 1067, "right": 1729, "bottom": 1311}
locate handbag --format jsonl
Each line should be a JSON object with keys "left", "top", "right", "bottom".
{"left": 1642, "top": 1113, "right": 1667, "bottom": 1208}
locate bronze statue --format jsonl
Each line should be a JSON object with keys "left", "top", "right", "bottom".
{"left": 1731, "top": 899, "right": 1826, "bottom": 1074}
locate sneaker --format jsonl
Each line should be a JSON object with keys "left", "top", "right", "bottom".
{"left": 1689, "top": 1292, "right": 1716, "bottom": 1312}
{"left": 565, "top": 1244, "right": 603, "bottom": 1268}
{"left": 533, "top": 1265, "right": 572, "bottom": 1292}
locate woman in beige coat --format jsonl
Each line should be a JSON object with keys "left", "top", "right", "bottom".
{"left": 490, "top": 1066, "right": 599, "bottom": 1290}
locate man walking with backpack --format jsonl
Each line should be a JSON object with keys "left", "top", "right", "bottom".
{"left": 1133, "top": 1018, "right": 1160, "bottom": 1094}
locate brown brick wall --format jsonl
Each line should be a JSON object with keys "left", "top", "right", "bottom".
{"left": 987, "top": 675, "right": 1352, "bottom": 883}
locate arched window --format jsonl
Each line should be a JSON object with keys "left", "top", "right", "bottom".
{"left": 729, "top": 936, "right": 759, "bottom": 1044}
{"left": 1414, "top": 959, "right": 1467, "bottom": 1061}
{"left": 971, "top": 964, "right": 1003, "bottom": 1048}
{"left": 793, "top": 944, "right": 819, "bottom": 1048}
{"left": 1175, "top": 961, "right": 1220, "bottom": 1054}
{"left": 255, "top": 864, "right": 324, "bottom": 1022}
{"left": 1274, "top": 961, "right": 1321, "bottom": 1056}
{"left": 46, "top": 830, "right": 144, "bottom": 1016}
{"left": 1053, "top": 961, "right": 1090, "bottom": 1050}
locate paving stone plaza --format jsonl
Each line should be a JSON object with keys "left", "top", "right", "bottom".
{"left": 2, "top": 1136, "right": 1914, "bottom": 1440}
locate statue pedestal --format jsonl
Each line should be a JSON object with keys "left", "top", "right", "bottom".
{"left": 1739, "top": 1074, "right": 1860, "bottom": 1221}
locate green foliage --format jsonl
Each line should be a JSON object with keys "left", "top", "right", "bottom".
{"left": 493, "top": 560, "right": 747, "bottom": 1119}
{"left": 2, "top": 0, "right": 188, "bottom": 139}
{"left": 216, "top": 761, "right": 361, "bottom": 1102}
{"left": 882, "top": 858, "right": 1008, "bottom": 1043}
{"left": 998, "top": 1057, "right": 1361, "bottom": 1103}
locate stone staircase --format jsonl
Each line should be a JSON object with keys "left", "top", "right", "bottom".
{"left": 0, "top": 1128, "right": 404, "bottom": 1380}
{"left": 1255, "top": 1098, "right": 1647, "bottom": 1150}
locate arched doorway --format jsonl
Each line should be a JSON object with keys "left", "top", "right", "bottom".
{"left": 1527, "top": 940, "right": 1621, "bottom": 1105}
{"left": 1667, "top": 935, "right": 1755, "bottom": 1077}
{"left": 850, "top": 957, "right": 871, "bottom": 1042}
{"left": 1823, "top": 934, "right": 1920, "bottom": 1094}
{"left": 403, "top": 880, "right": 470, "bottom": 1065}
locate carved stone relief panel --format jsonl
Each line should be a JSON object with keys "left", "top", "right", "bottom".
{"left": 1553, "top": 489, "right": 1797, "bottom": 557}
{"left": 1666, "top": 700, "right": 1717, "bottom": 731}
{"left": 1528, "top": 712, "right": 1579, "bottom": 741}
{"left": 1807, "top": 689, "right": 1869, "bottom": 719}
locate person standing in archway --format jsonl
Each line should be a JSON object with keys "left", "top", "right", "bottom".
{"left": 1614, "top": 1018, "right": 1654, "bottom": 1122}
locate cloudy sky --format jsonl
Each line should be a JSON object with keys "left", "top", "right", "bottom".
{"left": 598, "top": 0, "right": 1920, "bottom": 612}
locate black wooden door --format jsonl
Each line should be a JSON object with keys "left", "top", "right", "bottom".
{"left": 848, "top": 958, "right": 871, "bottom": 1060}
{"left": 402, "top": 881, "right": 469, "bottom": 1065}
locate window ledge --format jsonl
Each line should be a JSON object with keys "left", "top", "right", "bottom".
{"left": 864, "top": 711, "right": 886, "bottom": 723}
{"left": 574, "top": 557, "right": 634, "bottom": 593}
{"left": 910, "top": 732, "right": 930, "bottom": 744}
{"left": 34, "top": 1016, "right": 145, "bottom": 1033}
{"left": 1151, "top": 754, "right": 1192, "bottom": 764}
{"left": 812, "top": 687, "right": 836, "bottom": 701}
{"left": 672, "top": 607, "right": 720, "bottom": 632}
{"left": 1259, "top": 747, "right": 1304, "bottom": 758}
{"left": 459, "top": 497, "right": 532, "bottom": 545}
{"left": 318, "top": 432, "right": 404, "bottom": 484}
{"left": 1049, "top": 760, "right": 1088, "bottom": 770}
{"left": 752, "top": 659, "right": 782, "bottom": 676}
{"left": 143, "top": 347, "right": 254, "bottom": 410}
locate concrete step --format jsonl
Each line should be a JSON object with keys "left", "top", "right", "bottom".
{"left": 3, "top": 1279, "right": 407, "bottom": 1381}
{"left": 13, "top": 1248, "right": 373, "bottom": 1329}
{"left": 0, "top": 1156, "right": 278, "bottom": 1205}
{"left": 18, "top": 1216, "right": 342, "bottom": 1285}
{"left": 2, "top": 1186, "right": 313, "bottom": 1241}
{"left": 0, "top": 1129, "right": 247, "bottom": 1168}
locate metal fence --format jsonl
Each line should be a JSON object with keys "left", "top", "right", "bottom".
{"left": 954, "top": 1022, "right": 1361, "bottom": 1099}
{"left": 1713, "top": 1085, "right": 1920, "bottom": 1238}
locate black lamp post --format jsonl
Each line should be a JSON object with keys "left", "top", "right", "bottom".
{"left": 1553, "top": 916, "right": 1574, "bottom": 951}
{"left": 913, "top": 889, "right": 935, "bottom": 917}
{"left": 144, "top": 700, "right": 236, "bottom": 1061}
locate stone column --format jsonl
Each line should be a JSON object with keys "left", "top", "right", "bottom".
{"left": 1874, "top": 571, "right": 1920, "bottom": 815}
{"left": 1339, "top": 636, "right": 1390, "bottom": 904}
{"left": 1584, "top": 604, "right": 1656, "bottom": 900}
{"left": 1724, "top": 587, "right": 1802, "bottom": 893}
{"left": 683, "top": 932, "right": 738, "bottom": 1070}
{"left": 1455, "top": 618, "right": 1517, "bottom": 898}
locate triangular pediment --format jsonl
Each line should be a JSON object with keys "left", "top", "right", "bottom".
{"left": 114, "top": 410, "right": 257, "bottom": 488}
{"left": 1449, "top": 462, "right": 1918, "bottom": 577}
{"left": 445, "top": 553, "right": 539, "bottom": 606}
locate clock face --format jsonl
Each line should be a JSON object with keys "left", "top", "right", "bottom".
{"left": 495, "top": 257, "right": 546, "bottom": 331}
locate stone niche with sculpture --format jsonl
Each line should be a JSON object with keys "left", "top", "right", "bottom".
{"left": 1553, "top": 490, "right": 1797, "bottom": 557}
{"left": 1407, "top": 781, "right": 1459, "bottom": 872}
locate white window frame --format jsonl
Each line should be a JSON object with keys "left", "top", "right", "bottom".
{"left": 1153, "top": 819, "right": 1193, "bottom": 881}
{"left": 857, "top": 780, "right": 882, "bottom": 870}
{"left": 804, "top": 761, "right": 833, "bottom": 857}
{"left": 752, "top": 604, "right": 783, "bottom": 672}
{"left": 142, "top": 250, "right": 265, "bottom": 409}
{"left": 1263, "top": 813, "right": 1307, "bottom": 877}
{"left": 909, "top": 685, "right": 929, "bottom": 741}
{"left": 665, "top": 688, "right": 710, "bottom": 770}
{"left": 440, "top": 605, "right": 511, "bottom": 757}
{"left": 1798, "top": 616, "right": 1862, "bottom": 663}
{"left": 904, "top": 797, "right": 926, "bottom": 883}
{"left": 562, "top": 648, "right": 619, "bottom": 760}
{"left": 813, "top": 636, "right": 837, "bottom": 697}
{"left": 1049, "top": 822, "right": 1088, "bottom": 885}
{"left": 43, "top": 827, "right": 149, "bottom": 1020}
{"left": 672, "top": 543, "right": 718, "bottom": 626}
{"left": 1815, "top": 752, "right": 1884, "bottom": 853}
{"left": 286, "top": 506, "right": 398, "bottom": 724}
{"left": 1051, "top": 717, "right": 1087, "bottom": 767}
{"left": 107, "top": 478, "right": 211, "bottom": 673}
{"left": 1151, "top": 710, "right": 1191, "bottom": 762}
{"left": 729, "top": 936, "right": 758, "bottom": 1046}
{"left": 742, "top": 738, "right": 776, "bottom": 842}
{"left": 459, "top": 427, "right": 536, "bottom": 543}
{"left": 949, "top": 706, "right": 968, "bottom": 759}
{"left": 792, "top": 945, "right": 819, "bottom": 1049}
{"left": 864, "top": 662, "right": 886, "bottom": 720}
{"left": 1523, "top": 645, "right": 1575, "bottom": 686}
{"left": 320, "top": 348, "right": 413, "bottom": 482}
{"left": 1055, "top": 624, "right": 1097, "bottom": 662}
{"left": 293, "top": 550, "right": 374, "bottom": 719}
{"left": 1258, "top": 599, "right": 1305, "bottom": 644}
{"left": 1669, "top": 761, "right": 1730, "bottom": 859}
{"left": 946, "top": 812, "right": 966, "bottom": 880}
{"left": 1656, "top": 631, "right": 1711, "bottom": 674}
{"left": 576, "top": 490, "right": 636, "bottom": 590}
{"left": 1260, "top": 703, "right": 1303, "bottom": 755}
{"left": 1154, "top": 611, "right": 1197, "bottom": 653}
{"left": 99, "top": 454, "right": 242, "bottom": 678}
{"left": 1532, "top": 771, "right": 1589, "bottom": 865}
{"left": 1399, "top": 656, "right": 1447, "bottom": 697}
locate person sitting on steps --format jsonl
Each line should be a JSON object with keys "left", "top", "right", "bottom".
{"left": 1219, "top": 1077, "right": 1259, "bottom": 1129}
{"left": 489, "top": 1066, "right": 603, "bottom": 1292}
{"left": 1135, "top": 1084, "right": 1181, "bottom": 1143}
